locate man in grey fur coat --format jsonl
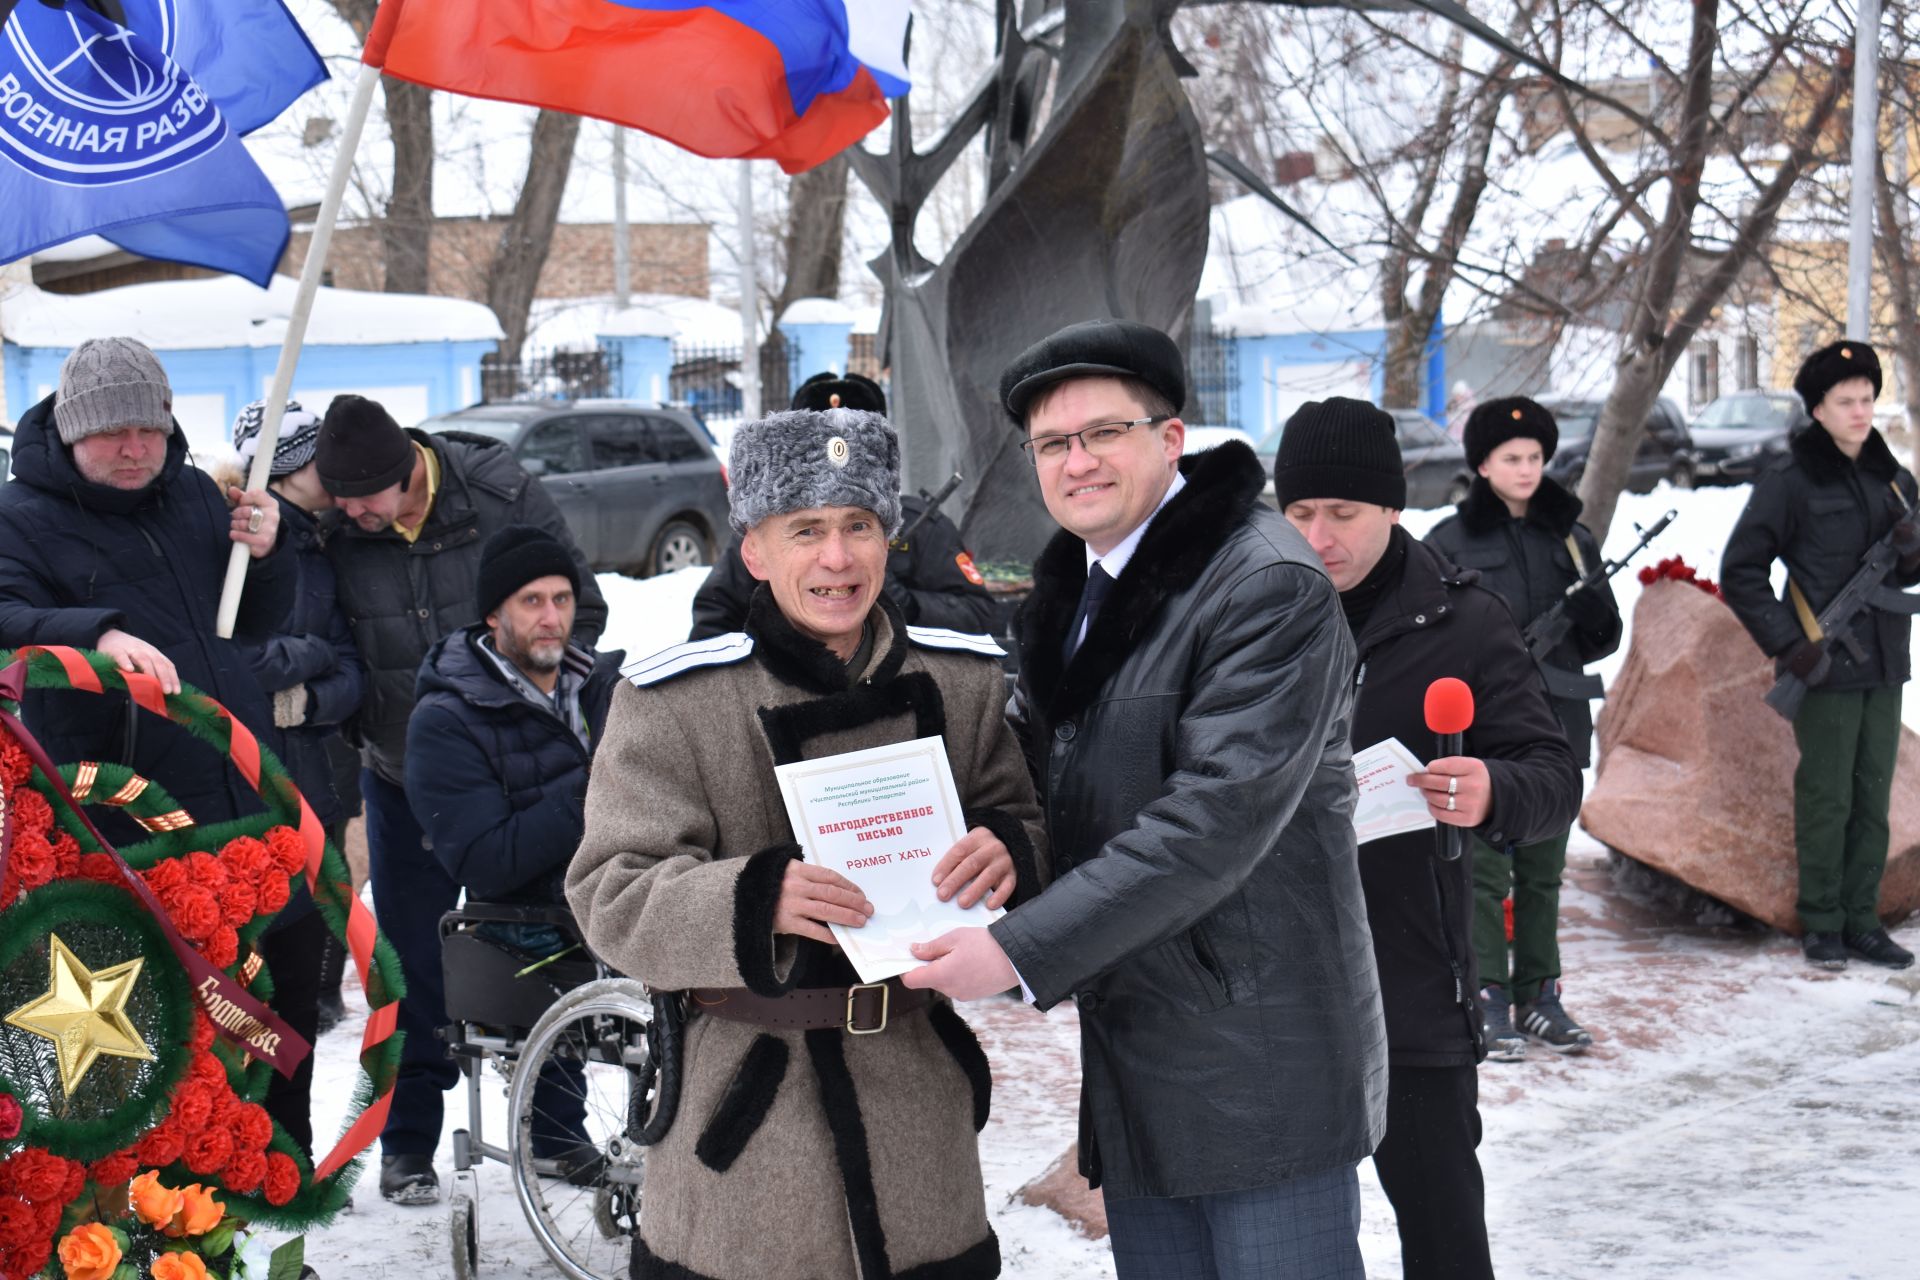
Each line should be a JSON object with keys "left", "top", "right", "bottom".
{"left": 567, "top": 406, "right": 1046, "bottom": 1280}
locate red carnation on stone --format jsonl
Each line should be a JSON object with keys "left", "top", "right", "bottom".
{"left": 0, "top": 1094, "right": 21, "bottom": 1141}
{"left": 183, "top": 1126, "right": 233, "bottom": 1176}
{"left": 164, "top": 885, "right": 222, "bottom": 942}
{"left": 221, "top": 1147, "right": 267, "bottom": 1194}
{"left": 84, "top": 1149, "right": 139, "bottom": 1188}
{"left": 263, "top": 1151, "right": 302, "bottom": 1206}
{"left": 145, "top": 857, "right": 190, "bottom": 896}
{"left": 136, "top": 1121, "right": 186, "bottom": 1169}
{"left": 255, "top": 873, "right": 291, "bottom": 915}
{"left": 264, "top": 826, "right": 307, "bottom": 877}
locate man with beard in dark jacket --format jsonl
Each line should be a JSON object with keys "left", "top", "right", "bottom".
{"left": 0, "top": 338, "right": 293, "bottom": 826}
{"left": 1427, "top": 397, "right": 1620, "bottom": 1057}
{"left": 1722, "top": 341, "right": 1920, "bottom": 972}
{"left": 314, "top": 394, "right": 606, "bottom": 1203}
{"left": 406, "top": 526, "right": 624, "bottom": 1180}
{"left": 688, "top": 372, "right": 998, "bottom": 640}
{"left": 1276, "top": 397, "right": 1582, "bottom": 1280}
{"left": 904, "top": 321, "right": 1386, "bottom": 1279}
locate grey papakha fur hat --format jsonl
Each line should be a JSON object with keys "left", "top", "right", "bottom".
{"left": 727, "top": 408, "right": 902, "bottom": 536}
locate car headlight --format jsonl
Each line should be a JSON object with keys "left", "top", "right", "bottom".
{"left": 1730, "top": 441, "right": 1764, "bottom": 458}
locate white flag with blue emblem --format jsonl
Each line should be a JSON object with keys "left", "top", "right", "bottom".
{"left": 0, "top": 0, "right": 325, "bottom": 285}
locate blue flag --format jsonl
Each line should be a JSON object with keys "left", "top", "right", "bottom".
{"left": 0, "top": 1, "right": 325, "bottom": 286}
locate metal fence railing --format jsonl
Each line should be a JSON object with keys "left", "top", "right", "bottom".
{"left": 1189, "top": 327, "right": 1239, "bottom": 432}
{"left": 670, "top": 334, "right": 802, "bottom": 420}
{"left": 480, "top": 346, "right": 623, "bottom": 402}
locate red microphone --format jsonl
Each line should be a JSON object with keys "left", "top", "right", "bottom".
{"left": 1424, "top": 678, "right": 1475, "bottom": 861}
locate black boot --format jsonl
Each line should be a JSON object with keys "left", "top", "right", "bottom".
{"left": 1802, "top": 932, "right": 1848, "bottom": 971}
{"left": 379, "top": 1154, "right": 440, "bottom": 1206}
{"left": 1843, "top": 928, "right": 1915, "bottom": 970}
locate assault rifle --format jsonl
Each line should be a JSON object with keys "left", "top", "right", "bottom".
{"left": 1522, "top": 509, "right": 1676, "bottom": 701}
{"left": 890, "top": 471, "right": 964, "bottom": 552}
{"left": 1764, "top": 499, "right": 1920, "bottom": 721}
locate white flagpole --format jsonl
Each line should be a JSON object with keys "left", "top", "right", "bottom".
{"left": 216, "top": 60, "right": 383, "bottom": 638}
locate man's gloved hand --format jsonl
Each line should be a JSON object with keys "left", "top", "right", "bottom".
{"left": 1782, "top": 639, "right": 1826, "bottom": 683}
{"left": 272, "top": 684, "right": 310, "bottom": 729}
{"left": 1562, "top": 584, "right": 1612, "bottom": 630}
{"left": 1892, "top": 510, "right": 1920, "bottom": 559}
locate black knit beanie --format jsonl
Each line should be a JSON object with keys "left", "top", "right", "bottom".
{"left": 317, "top": 395, "right": 414, "bottom": 498}
{"left": 1463, "top": 396, "right": 1558, "bottom": 471}
{"left": 478, "top": 525, "right": 580, "bottom": 619}
{"left": 1794, "top": 340, "right": 1881, "bottom": 413}
{"left": 1272, "top": 397, "right": 1406, "bottom": 509}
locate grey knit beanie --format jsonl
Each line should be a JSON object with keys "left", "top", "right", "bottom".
{"left": 727, "top": 408, "right": 902, "bottom": 536}
{"left": 54, "top": 337, "right": 173, "bottom": 445}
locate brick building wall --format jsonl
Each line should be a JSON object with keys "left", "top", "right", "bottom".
{"left": 280, "top": 219, "right": 708, "bottom": 301}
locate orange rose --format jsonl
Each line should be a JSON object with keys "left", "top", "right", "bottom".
{"left": 130, "top": 1169, "right": 185, "bottom": 1228}
{"left": 151, "top": 1253, "right": 211, "bottom": 1280}
{"left": 165, "top": 1183, "right": 225, "bottom": 1237}
{"left": 56, "top": 1222, "right": 122, "bottom": 1280}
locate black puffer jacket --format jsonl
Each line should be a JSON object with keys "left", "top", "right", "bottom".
{"left": 1722, "top": 425, "right": 1920, "bottom": 690}
{"left": 1425, "top": 476, "right": 1620, "bottom": 766}
{"left": 325, "top": 429, "right": 607, "bottom": 785}
{"left": 1347, "top": 531, "right": 1582, "bottom": 1066}
{"left": 994, "top": 442, "right": 1387, "bottom": 1200}
{"left": 239, "top": 496, "right": 363, "bottom": 829}
{"left": 688, "top": 493, "right": 1000, "bottom": 641}
{"left": 405, "top": 627, "right": 624, "bottom": 904}
{"left": 0, "top": 395, "right": 295, "bottom": 824}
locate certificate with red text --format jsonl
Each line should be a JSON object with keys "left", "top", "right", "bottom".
{"left": 775, "top": 736, "right": 1002, "bottom": 982}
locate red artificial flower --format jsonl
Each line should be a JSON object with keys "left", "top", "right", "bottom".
{"left": 0, "top": 1148, "right": 79, "bottom": 1203}
{"left": 168, "top": 1081, "right": 217, "bottom": 1135}
{"left": 9, "top": 788, "right": 52, "bottom": 837}
{"left": 220, "top": 1148, "right": 267, "bottom": 1194}
{"left": 0, "top": 1194, "right": 37, "bottom": 1250}
{"left": 77, "top": 853, "right": 121, "bottom": 886}
{"left": 0, "top": 868, "right": 18, "bottom": 911}
{"left": 163, "top": 885, "right": 222, "bottom": 942}
{"left": 203, "top": 924, "right": 239, "bottom": 969}
{"left": 0, "top": 1094, "right": 20, "bottom": 1142}
{"left": 57, "top": 1157, "right": 84, "bottom": 1205}
{"left": 219, "top": 836, "right": 272, "bottom": 884}
{"left": 144, "top": 858, "right": 190, "bottom": 897}
{"left": 135, "top": 1122, "right": 186, "bottom": 1170}
{"left": 6, "top": 1235, "right": 53, "bottom": 1277}
{"left": 189, "top": 1013, "right": 215, "bottom": 1052}
{"left": 264, "top": 827, "right": 307, "bottom": 877}
{"left": 228, "top": 1103, "right": 273, "bottom": 1153}
{"left": 188, "top": 1052, "right": 228, "bottom": 1089}
{"left": 84, "top": 1150, "right": 139, "bottom": 1188}
{"left": 255, "top": 874, "right": 290, "bottom": 915}
{"left": 10, "top": 833, "right": 56, "bottom": 891}
{"left": 182, "top": 850, "right": 229, "bottom": 893}
{"left": 217, "top": 881, "right": 258, "bottom": 927}
{"left": 0, "top": 738, "right": 30, "bottom": 787}
{"left": 182, "top": 1127, "right": 233, "bottom": 1177}
{"left": 262, "top": 1152, "right": 301, "bottom": 1207}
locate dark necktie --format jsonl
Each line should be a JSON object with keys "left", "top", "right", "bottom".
{"left": 1063, "top": 563, "right": 1115, "bottom": 663}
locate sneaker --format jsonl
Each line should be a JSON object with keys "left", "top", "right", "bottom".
{"left": 1843, "top": 928, "right": 1915, "bottom": 970}
{"left": 378, "top": 1154, "right": 441, "bottom": 1206}
{"left": 1479, "top": 986, "right": 1527, "bottom": 1062}
{"left": 1515, "top": 979, "right": 1593, "bottom": 1054}
{"left": 1802, "top": 932, "right": 1849, "bottom": 971}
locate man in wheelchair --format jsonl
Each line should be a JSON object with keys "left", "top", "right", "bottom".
{"left": 398, "top": 526, "right": 626, "bottom": 1205}
{"left": 568, "top": 406, "right": 1046, "bottom": 1280}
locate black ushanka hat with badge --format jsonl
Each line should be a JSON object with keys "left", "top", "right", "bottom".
{"left": 1463, "top": 396, "right": 1559, "bottom": 471}
{"left": 1794, "top": 340, "right": 1882, "bottom": 413}
{"left": 726, "top": 408, "right": 903, "bottom": 536}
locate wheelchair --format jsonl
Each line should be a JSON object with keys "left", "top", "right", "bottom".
{"left": 439, "top": 902, "right": 657, "bottom": 1280}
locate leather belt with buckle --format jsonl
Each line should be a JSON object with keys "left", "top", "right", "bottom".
{"left": 688, "top": 978, "right": 931, "bottom": 1034}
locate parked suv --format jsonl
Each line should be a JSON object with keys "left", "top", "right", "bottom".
{"left": 419, "top": 401, "right": 729, "bottom": 577}
{"left": 1256, "top": 408, "right": 1472, "bottom": 510}
{"left": 1539, "top": 396, "right": 1692, "bottom": 493}
{"left": 1687, "top": 390, "right": 1808, "bottom": 487}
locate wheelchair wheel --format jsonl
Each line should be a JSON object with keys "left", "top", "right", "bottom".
{"left": 507, "top": 977, "right": 653, "bottom": 1280}
{"left": 449, "top": 1183, "right": 478, "bottom": 1280}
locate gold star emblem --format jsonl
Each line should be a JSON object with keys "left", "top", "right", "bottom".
{"left": 4, "top": 934, "right": 153, "bottom": 1095}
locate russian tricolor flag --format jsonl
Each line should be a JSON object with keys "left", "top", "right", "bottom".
{"left": 364, "top": 0, "right": 910, "bottom": 174}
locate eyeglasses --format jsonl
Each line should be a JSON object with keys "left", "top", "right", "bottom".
{"left": 1020, "top": 416, "right": 1170, "bottom": 466}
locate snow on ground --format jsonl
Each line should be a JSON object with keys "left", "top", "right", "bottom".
{"left": 278, "top": 474, "right": 1920, "bottom": 1278}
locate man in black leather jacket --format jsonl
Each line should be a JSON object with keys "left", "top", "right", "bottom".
{"left": 1277, "top": 397, "right": 1581, "bottom": 1280}
{"left": 904, "top": 321, "right": 1386, "bottom": 1279}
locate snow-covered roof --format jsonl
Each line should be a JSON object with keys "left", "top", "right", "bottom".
{"left": 1, "top": 276, "right": 503, "bottom": 350}
{"left": 525, "top": 293, "right": 745, "bottom": 352}
{"left": 780, "top": 297, "right": 856, "bottom": 326}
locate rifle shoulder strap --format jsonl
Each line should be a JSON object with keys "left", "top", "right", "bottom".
{"left": 1788, "top": 578, "right": 1823, "bottom": 643}
{"left": 1564, "top": 534, "right": 1588, "bottom": 578}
